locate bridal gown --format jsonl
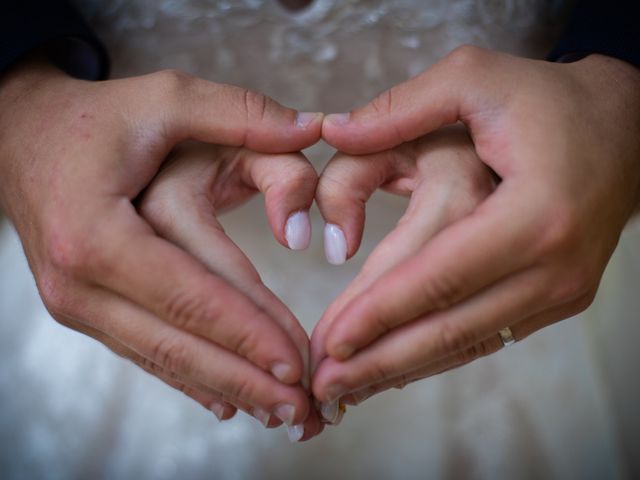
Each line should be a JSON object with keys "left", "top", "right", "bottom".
{"left": 1, "top": 1, "right": 639, "bottom": 478}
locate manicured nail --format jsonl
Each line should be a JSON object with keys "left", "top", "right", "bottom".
{"left": 326, "top": 113, "right": 350, "bottom": 125}
{"left": 285, "top": 211, "right": 311, "bottom": 250}
{"left": 271, "top": 362, "right": 293, "bottom": 383}
{"left": 324, "top": 224, "right": 347, "bottom": 265}
{"left": 210, "top": 402, "right": 226, "bottom": 422}
{"left": 320, "top": 401, "right": 339, "bottom": 423}
{"left": 274, "top": 404, "right": 297, "bottom": 426}
{"left": 253, "top": 408, "right": 271, "bottom": 428}
{"left": 325, "top": 383, "right": 347, "bottom": 403}
{"left": 287, "top": 424, "right": 305, "bottom": 443}
{"left": 296, "top": 111, "right": 321, "bottom": 129}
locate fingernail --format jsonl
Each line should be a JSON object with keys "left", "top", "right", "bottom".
{"left": 287, "top": 424, "right": 305, "bottom": 443}
{"left": 285, "top": 211, "right": 311, "bottom": 251}
{"left": 326, "top": 113, "right": 350, "bottom": 126}
{"left": 320, "top": 401, "right": 339, "bottom": 423}
{"left": 296, "top": 111, "right": 321, "bottom": 129}
{"left": 274, "top": 404, "right": 297, "bottom": 426}
{"left": 352, "top": 387, "right": 375, "bottom": 405}
{"left": 253, "top": 408, "right": 271, "bottom": 428}
{"left": 325, "top": 383, "right": 347, "bottom": 403}
{"left": 210, "top": 402, "right": 226, "bottom": 422}
{"left": 271, "top": 362, "right": 293, "bottom": 383}
{"left": 324, "top": 224, "right": 347, "bottom": 265}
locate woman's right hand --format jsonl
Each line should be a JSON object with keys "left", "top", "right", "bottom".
{"left": 0, "top": 57, "right": 322, "bottom": 438}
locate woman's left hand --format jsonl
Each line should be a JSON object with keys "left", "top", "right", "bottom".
{"left": 310, "top": 125, "right": 497, "bottom": 420}
{"left": 138, "top": 141, "right": 324, "bottom": 441}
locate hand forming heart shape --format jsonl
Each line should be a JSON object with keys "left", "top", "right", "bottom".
{"left": 4, "top": 46, "right": 638, "bottom": 444}
{"left": 137, "top": 123, "right": 497, "bottom": 437}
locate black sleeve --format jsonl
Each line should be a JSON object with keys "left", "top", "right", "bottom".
{"left": 548, "top": 0, "right": 640, "bottom": 66}
{"left": 0, "top": 0, "right": 109, "bottom": 80}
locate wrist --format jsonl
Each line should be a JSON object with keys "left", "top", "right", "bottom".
{"left": 0, "top": 53, "right": 76, "bottom": 105}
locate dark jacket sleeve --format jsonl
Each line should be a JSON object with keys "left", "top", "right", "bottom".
{"left": 549, "top": 0, "right": 640, "bottom": 66}
{"left": 0, "top": 0, "right": 109, "bottom": 80}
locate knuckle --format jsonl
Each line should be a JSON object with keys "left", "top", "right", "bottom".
{"left": 368, "top": 358, "right": 393, "bottom": 385}
{"left": 437, "top": 321, "right": 477, "bottom": 355}
{"left": 45, "top": 225, "right": 106, "bottom": 279}
{"left": 549, "top": 266, "right": 596, "bottom": 305}
{"left": 456, "top": 340, "right": 492, "bottom": 365}
{"left": 164, "top": 286, "right": 223, "bottom": 333}
{"left": 242, "top": 88, "right": 269, "bottom": 123}
{"left": 371, "top": 88, "right": 394, "bottom": 116}
{"left": 151, "top": 69, "right": 193, "bottom": 96}
{"left": 535, "top": 203, "right": 582, "bottom": 257}
{"left": 420, "top": 273, "right": 463, "bottom": 311}
{"left": 228, "top": 375, "right": 255, "bottom": 402}
{"left": 232, "top": 323, "right": 263, "bottom": 360}
{"left": 37, "top": 270, "right": 72, "bottom": 318}
{"left": 571, "top": 288, "right": 598, "bottom": 315}
{"left": 151, "top": 335, "right": 191, "bottom": 374}
{"left": 445, "top": 44, "right": 486, "bottom": 70}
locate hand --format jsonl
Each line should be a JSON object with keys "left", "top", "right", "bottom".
{"left": 0, "top": 56, "right": 322, "bottom": 432}
{"left": 138, "top": 140, "right": 323, "bottom": 439}
{"left": 312, "top": 47, "right": 640, "bottom": 406}
{"left": 310, "top": 125, "right": 496, "bottom": 418}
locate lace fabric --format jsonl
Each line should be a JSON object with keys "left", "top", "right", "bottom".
{"left": 74, "top": 0, "right": 574, "bottom": 111}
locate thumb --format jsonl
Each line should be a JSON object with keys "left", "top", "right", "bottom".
{"left": 322, "top": 45, "right": 495, "bottom": 155}
{"left": 140, "top": 70, "right": 323, "bottom": 153}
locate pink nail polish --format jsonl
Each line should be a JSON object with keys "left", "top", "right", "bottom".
{"left": 326, "top": 113, "right": 350, "bottom": 125}
{"left": 285, "top": 211, "right": 311, "bottom": 250}
{"left": 296, "top": 112, "right": 321, "bottom": 129}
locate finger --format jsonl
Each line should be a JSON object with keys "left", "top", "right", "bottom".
{"left": 56, "top": 311, "right": 241, "bottom": 421}
{"left": 73, "top": 285, "right": 311, "bottom": 426}
{"left": 134, "top": 71, "right": 323, "bottom": 153}
{"left": 321, "top": 45, "right": 502, "bottom": 155}
{"left": 315, "top": 149, "right": 410, "bottom": 264}
{"left": 241, "top": 150, "right": 318, "bottom": 251}
{"left": 79, "top": 204, "right": 305, "bottom": 385}
{"left": 343, "top": 296, "right": 592, "bottom": 406}
{"left": 313, "top": 265, "right": 558, "bottom": 401}
{"left": 311, "top": 145, "right": 487, "bottom": 372}
{"left": 312, "top": 126, "right": 495, "bottom": 368}
{"left": 138, "top": 148, "right": 312, "bottom": 389}
{"left": 324, "top": 183, "right": 539, "bottom": 360}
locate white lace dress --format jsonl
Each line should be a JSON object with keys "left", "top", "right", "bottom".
{"left": 1, "top": 1, "right": 638, "bottom": 479}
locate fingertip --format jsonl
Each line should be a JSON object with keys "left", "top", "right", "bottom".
{"left": 285, "top": 210, "right": 312, "bottom": 251}
{"left": 295, "top": 111, "right": 324, "bottom": 130}
{"left": 324, "top": 223, "right": 347, "bottom": 265}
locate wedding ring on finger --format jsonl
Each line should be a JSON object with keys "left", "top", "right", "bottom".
{"left": 498, "top": 327, "right": 516, "bottom": 347}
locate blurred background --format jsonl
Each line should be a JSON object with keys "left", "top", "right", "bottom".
{"left": 1, "top": 0, "right": 639, "bottom": 478}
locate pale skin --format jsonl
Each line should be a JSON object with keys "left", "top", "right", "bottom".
{"left": 311, "top": 47, "right": 640, "bottom": 413}
{"left": 0, "top": 56, "right": 325, "bottom": 438}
